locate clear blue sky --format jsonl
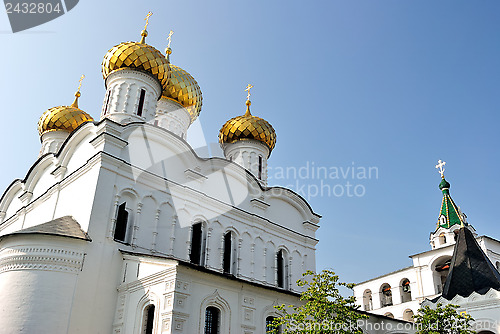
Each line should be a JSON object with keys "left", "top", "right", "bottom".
{"left": 1, "top": 1, "right": 499, "bottom": 285}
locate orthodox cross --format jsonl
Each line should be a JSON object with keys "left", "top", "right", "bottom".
{"left": 77, "top": 74, "right": 85, "bottom": 92}
{"left": 144, "top": 12, "right": 153, "bottom": 30}
{"left": 167, "top": 30, "right": 174, "bottom": 48}
{"left": 435, "top": 160, "right": 446, "bottom": 178}
{"left": 245, "top": 84, "right": 253, "bottom": 101}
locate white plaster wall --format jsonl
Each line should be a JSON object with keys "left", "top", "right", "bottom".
{"left": 224, "top": 140, "right": 270, "bottom": 185}
{"left": 0, "top": 235, "right": 87, "bottom": 333}
{"left": 154, "top": 98, "right": 191, "bottom": 139}
{"left": 102, "top": 69, "right": 162, "bottom": 124}
{"left": 0, "top": 116, "right": 320, "bottom": 333}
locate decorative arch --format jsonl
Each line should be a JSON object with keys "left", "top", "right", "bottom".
{"left": 402, "top": 308, "right": 414, "bottom": 322}
{"left": 134, "top": 291, "right": 160, "bottom": 334}
{"left": 380, "top": 283, "right": 393, "bottom": 307}
{"left": 431, "top": 255, "right": 452, "bottom": 294}
{"left": 363, "top": 289, "right": 373, "bottom": 311}
{"left": 400, "top": 278, "right": 412, "bottom": 303}
{"left": 262, "top": 303, "right": 283, "bottom": 334}
{"left": 199, "top": 290, "right": 231, "bottom": 334}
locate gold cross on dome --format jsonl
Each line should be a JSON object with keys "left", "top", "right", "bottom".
{"left": 245, "top": 84, "right": 253, "bottom": 101}
{"left": 144, "top": 12, "right": 153, "bottom": 30}
{"left": 77, "top": 74, "right": 85, "bottom": 92}
{"left": 435, "top": 159, "right": 446, "bottom": 178}
{"left": 167, "top": 30, "right": 174, "bottom": 48}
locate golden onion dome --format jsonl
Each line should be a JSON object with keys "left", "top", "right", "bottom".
{"left": 101, "top": 29, "right": 170, "bottom": 89}
{"left": 161, "top": 47, "right": 202, "bottom": 123}
{"left": 38, "top": 91, "right": 94, "bottom": 137}
{"left": 219, "top": 100, "right": 276, "bottom": 155}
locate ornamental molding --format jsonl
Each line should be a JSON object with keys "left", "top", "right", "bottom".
{"left": 0, "top": 246, "right": 85, "bottom": 274}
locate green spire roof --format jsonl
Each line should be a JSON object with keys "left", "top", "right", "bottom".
{"left": 437, "top": 177, "right": 464, "bottom": 229}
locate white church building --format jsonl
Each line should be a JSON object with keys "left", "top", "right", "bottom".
{"left": 0, "top": 20, "right": 322, "bottom": 333}
{"left": 0, "top": 16, "right": 421, "bottom": 334}
{"left": 353, "top": 162, "right": 500, "bottom": 333}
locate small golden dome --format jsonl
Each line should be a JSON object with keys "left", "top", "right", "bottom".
{"left": 101, "top": 41, "right": 170, "bottom": 89}
{"left": 219, "top": 100, "right": 276, "bottom": 154}
{"left": 161, "top": 47, "right": 202, "bottom": 124}
{"left": 162, "top": 64, "right": 203, "bottom": 123}
{"left": 38, "top": 91, "right": 94, "bottom": 137}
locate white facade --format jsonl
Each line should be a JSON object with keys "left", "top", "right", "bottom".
{"left": 353, "top": 217, "right": 500, "bottom": 330}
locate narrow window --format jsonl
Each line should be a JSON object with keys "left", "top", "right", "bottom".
{"left": 439, "top": 233, "right": 446, "bottom": 245}
{"left": 258, "top": 156, "right": 263, "bottom": 179}
{"left": 380, "top": 284, "right": 393, "bottom": 307}
{"left": 223, "top": 232, "right": 232, "bottom": 274}
{"left": 104, "top": 90, "right": 111, "bottom": 114}
{"left": 137, "top": 89, "right": 146, "bottom": 116}
{"left": 143, "top": 304, "right": 155, "bottom": 334}
{"left": 190, "top": 223, "right": 204, "bottom": 265}
{"left": 204, "top": 307, "right": 220, "bottom": 334}
{"left": 277, "top": 250, "right": 284, "bottom": 288}
{"left": 114, "top": 203, "right": 129, "bottom": 242}
{"left": 266, "top": 316, "right": 281, "bottom": 333}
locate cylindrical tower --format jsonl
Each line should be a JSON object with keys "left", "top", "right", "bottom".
{"left": 37, "top": 80, "right": 93, "bottom": 156}
{"left": 219, "top": 90, "right": 276, "bottom": 185}
{"left": 154, "top": 43, "right": 203, "bottom": 139}
{"left": 100, "top": 26, "right": 170, "bottom": 124}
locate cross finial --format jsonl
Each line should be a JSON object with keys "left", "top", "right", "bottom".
{"left": 77, "top": 74, "right": 85, "bottom": 93}
{"left": 167, "top": 30, "right": 174, "bottom": 48}
{"left": 144, "top": 11, "right": 153, "bottom": 30}
{"left": 245, "top": 84, "right": 253, "bottom": 101}
{"left": 435, "top": 160, "right": 446, "bottom": 178}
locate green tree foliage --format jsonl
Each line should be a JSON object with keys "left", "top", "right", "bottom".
{"left": 270, "top": 269, "right": 368, "bottom": 333}
{"left": 414, "top": 303, "right": 475, "bottom": 334}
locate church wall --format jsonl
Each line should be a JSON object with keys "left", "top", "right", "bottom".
{"left": 355, "top": 234, "right": 500, "bottom": 322}
{"left": 114, "top": 256, "right": 302, "bottom": 334}
{"left": 354, "top": 267, "right": 419, "bottom": 320}
{"left": 0, "top": 235, "right": 87, "bottom": 333}
{"left": 89, "top": 142, "right": 317, "bottom": 291}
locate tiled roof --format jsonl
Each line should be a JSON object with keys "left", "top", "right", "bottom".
{"left": 2, "top": 216, "right": 91, "bottom": 241}
{"left": 441, "top": 227, "right": 500, "bottom": 299}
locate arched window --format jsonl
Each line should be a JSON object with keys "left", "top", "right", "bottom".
{"left": 277, "top": 249, "right": 288, "bottom": 289}
{"left": 266, "top": 316, "right": 281, "bottom": 333}
{"left": 142, "top": 304, "right": 155, "bottom": 334}
{"left": 439, "top": 233, "right": 447, "bottom": 245}
{"left": 403, "top": 309, "right": 414, "bottom": 322}
{"left": 137, "top": 89, "right": 146, "bottom": 116}
{"left": 223, "top": 232, "right": 237, "bottom": 275}
{"left": 439, "top": 215, "right": 447, "bottom": 227}
{"left": 384, "top": 312, "right": 394, "bottom": 319}
{"left": 114, "top": 202, "right": 129, "bottom": 243}
{"left": 496, "top": 261, "right": 500, "bottom": 272}
{"left": 434, "top": 257, "right": 452, "bottom": 293}
{"left": 363, "top": 289, "right": 373, "bottom": 311}
{"left": 380, "top": 283, "right": 393, "bottom": 307}
{"left": 190, "top": 222, "right": 206, "bottom": 266}
{"left": 204, "top": 306, "right": 220, "bottom": 334}
{"left": 400, "top": 278, "right": 412, "bottom": 303}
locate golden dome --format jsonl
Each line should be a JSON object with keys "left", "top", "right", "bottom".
{"left": 38, "top": 92, "right": 94, "bottom": 137}
{"left": 161, "top": 47, "right": 202, "bottom": 123}
{"left": 101, "top": 37, "right": 170, "bottom": 89}
{"left": 219, "top": 100, "right": 276, "bottom": 154}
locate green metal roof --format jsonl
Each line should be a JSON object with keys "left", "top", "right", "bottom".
{"left": 438, "top": 177, "right": 464, "bottom": 229}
